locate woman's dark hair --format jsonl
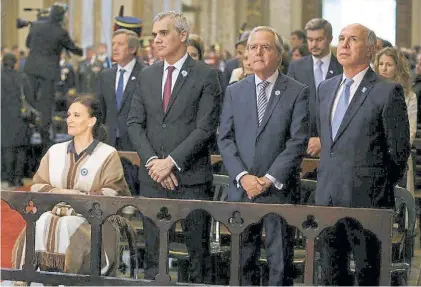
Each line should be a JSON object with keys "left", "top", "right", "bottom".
{"left": 2, "top": 53, "right": 17, "bottom": 69}
{"left": 292, "top": 44, "right": 310, "bottom": 58}
{"left": 187, "top": 38, "right": 203, "bottom": 61}
{"left": 71, "top": 95, "right": 108, "bottom": 142}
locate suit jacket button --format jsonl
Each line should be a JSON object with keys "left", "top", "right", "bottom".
{"left": 330, "top": 152, "right": 335, "bottom": 157}
{"left": 256, "top": 138, "right": 260, "bottom": 142}
{"left": 162, "top": 124, "right": 167, "bottom": 128}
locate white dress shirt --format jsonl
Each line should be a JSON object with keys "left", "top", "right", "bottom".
{"left": 236, "top": 69, "right": 283, "bottom": 190}
{"left": 312, "top": 52, "right": 332, "bottom": 86}
{"left": 116, "top": 58, "right": 136, "bottom": 92}
{"left": 331, "top": 66, "right": 369, "bottom": 122}
{"left": 161, "top": 53, "right": 188, "bottom": 99}
{"left": 145, "top": 53, "right": 189, "bottom": 171}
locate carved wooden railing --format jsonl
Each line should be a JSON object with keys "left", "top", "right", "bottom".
{"left": 1, "top": 191, "right": 392, "bottom": 285}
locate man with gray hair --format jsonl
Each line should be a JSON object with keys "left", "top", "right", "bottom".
{"left": 288, "top": 18, "right": 343, "bottom": 158}
{"left": 315, "top": 23, "right": 410, "bottom": 285}
{"left": 128, "top": 11, "right": 221, "bottom": 282}
{"left": 96, "top": 29, "right": 144, "bottom": 151}
{"left": 219, "top": 26, "right": 309, "bottom": 285}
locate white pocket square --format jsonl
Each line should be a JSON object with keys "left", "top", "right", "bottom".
{"left": 131, "top": 76, "right": 136, "bottom": 80}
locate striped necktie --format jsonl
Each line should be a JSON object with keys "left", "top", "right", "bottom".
{"left": 257, "top": 81, "right": 270, "bottom": 125}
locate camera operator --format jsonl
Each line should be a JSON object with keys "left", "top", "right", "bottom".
{"left": 24, "top": 2, "right": 83, "bottom": 152}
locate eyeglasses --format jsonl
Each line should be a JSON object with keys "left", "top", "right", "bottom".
{"left": 248, "top": 44, "right": 274, "bottom": 53}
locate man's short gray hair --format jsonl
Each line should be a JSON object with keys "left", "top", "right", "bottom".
{"left": 154, "top": 11, "right": 191, "bottom": 40}
{"left": 113, "top": 29, "right": 139, "bottom": 53}
{"left": 366, "top": 28, "right": 377, "bottom": 47}
{"left": 247, "top": 26, "right": 283, "bottom": 56}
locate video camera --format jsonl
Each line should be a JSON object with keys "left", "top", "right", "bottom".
{"left": 16, "top": 8, "right": 50, "bottom": 29}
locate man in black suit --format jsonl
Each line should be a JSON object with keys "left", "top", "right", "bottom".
{"left": 218, "top": 26, "right": 309, "bottom": 285}
{"left": 315, "top": 23, "right": 410, "bottom": 285}
{"left": 96, "top": 29, "right": 144, "bottom": 151}
{"left": 287, "top": 18, "right": 342, "bottom": 157}
{"left": 127, "top": 11, "right": 221, "bottom": 282}
{"left": 24, "top": 3, "right": 83, "bottom": 151}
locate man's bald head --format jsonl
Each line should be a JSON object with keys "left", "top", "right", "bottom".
{"left": 337, "top": 23, "right": 377, "bottom": 75}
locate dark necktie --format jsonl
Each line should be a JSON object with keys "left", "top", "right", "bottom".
{"left": 163, "top": 66, "right": 175, "bottom": 112}
{"left": 116, "top": 68, "right": 126, "bottom": 110}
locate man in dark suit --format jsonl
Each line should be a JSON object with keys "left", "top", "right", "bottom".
{"left": 1, "top": 53, "right": 34, "bottom": 187}
{"left": 96, "top": 29, "right": 144, "bottom": 151}
{"left": 287, "top": 18, "right": 342, "bottom": 157}
{"left": 24, "top": 3, "right": 83, "bottom": 151}
{"left": 315, "top": 23, "right": 410, "bottom": 285}
{"left": 127, "top": 11, "right": 221, "bottom": 282}
{"left": 218, "top": 26, "right": 309, "bottom": 286}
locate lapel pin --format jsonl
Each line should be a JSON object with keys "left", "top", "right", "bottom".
{"left": 131, "top": 76, "right": 136, "bottom": 80}
{"left": 181, "top": 70, "right": 188, "bottom": 77}
{"left": 329, "top": 70, "right": 333, "bottom": 74}
{"left": 362, "top": 87, "right": 367, "bottom": 93}
{"left": 275, "top": 90, "right": 280, "bottom": 96}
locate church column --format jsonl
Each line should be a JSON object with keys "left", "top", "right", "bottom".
{"left": 17, "top": 0, "right": 43, "bottom": 51}
{"left": 1, "top": 0, "right": 19, "bottom": 50}
{"left": 412, "top": 0, "right": 421, "bottom": 46}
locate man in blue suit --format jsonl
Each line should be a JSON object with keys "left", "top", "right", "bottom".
{"left": 315, "top": 23, "right": 410, "bottom": 285}
{"left": 218, "top": 26, "right": 309, "bottom": 285}
{"left": 287, "top": 18, "right": 343, "bottom": 157}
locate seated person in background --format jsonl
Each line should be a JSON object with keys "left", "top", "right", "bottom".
{"left": 12, "top": 96, "right": 131, "bottom": 277}
{"left": 229, "top": 49, "right": 253, "bottom": 84}
{"left": 291, "top": 44, "right": 310, "bottom": 62}
{"left": 374, "top": 47, "right": 417, "bottom": 196}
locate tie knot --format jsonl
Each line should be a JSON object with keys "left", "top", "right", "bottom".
{"left": 167, "top": 66, "right": 175, "bottom": 74}
{"left": 258, "top": 81, "right": 269, "bottom": 91}
{"left": 316, "top": 60, "right": 323, "bottom": 67}
{"left": 344, "top": 78, "right": 354, "bottom": 87}
{"left": 119, "top": 69, "right": 126, "bottom": 75}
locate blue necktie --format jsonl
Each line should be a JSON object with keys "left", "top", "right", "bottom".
{"left": 331, "top": 78, "right": 354, "bottom": 139}
{"left": 116, "top": 69, "right": 126, "bottom": 110}
{"left": 314, "top": 60, "right": 323, "bottom": 88}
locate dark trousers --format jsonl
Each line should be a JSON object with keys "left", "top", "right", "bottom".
{"left": 2, "top": 146, "right": 26, "bottom": 186}
{"left": 142, "top": 182, "right": 212, "bottom": 283}
{"left": 27, "top": 74, "right": 55, "bottom": 153}
{"left": 240, "top": 214, "right": 294, "bottom": 286}
{"left": 319, "top": 218, "right": 381, "bottom": 286}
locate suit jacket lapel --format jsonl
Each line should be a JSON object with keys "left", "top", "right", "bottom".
{"left": 152, "top": 61, "right": 165, "bottom": 118}
{"left": 164, "top": 55, "right": 195, "bottom": 117}
{"left": 118, "top": 61, "right": 141, "bottom": 113}
{"left": 305, "top": 56, "right": 316, "bottom": 92}
{"left": 333, "top": 68, "right": 376, "bottom": 144}
{"left": 326, "top": 56, "right": 340, "bottom": 80}
{"left": 327, "top": 76, "right": 343, "bottom": 145}
{"left": 244, "top": 76, "right": 259, "bottom": 131}
{"left": 257, "top": 74, "right": 288, "bottom": 137}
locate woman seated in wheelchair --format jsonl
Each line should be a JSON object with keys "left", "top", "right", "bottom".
{"left": 12, "top": 96, "right": 132, "bottom": 277}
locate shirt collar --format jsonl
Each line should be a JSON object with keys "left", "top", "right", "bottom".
{"left": 67, "top": 139, "right": 99, "bottom": 155}
{"left": 254, "top": 69, "right": 279, "bottom": 87}
{"left": 117, "top": 58, "right": 136, "bottom": 75}
{"left": 164, "top": 53, "right": 188, "bottom": 72}
{"left": 341, "top": 66, "right": 369, "bottom": 87}
{"left": 312, "top": 52, "right": 332, "bottom": 67}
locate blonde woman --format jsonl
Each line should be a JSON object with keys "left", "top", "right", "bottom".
{"left": 374, "top": 47, "right": 417, "bottom": 196}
